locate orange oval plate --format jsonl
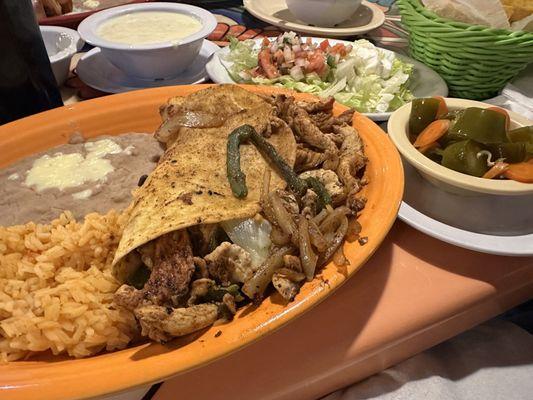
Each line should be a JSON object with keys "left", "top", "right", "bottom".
{"left": 0, "top": 85, "right": 403, "bottom": 400}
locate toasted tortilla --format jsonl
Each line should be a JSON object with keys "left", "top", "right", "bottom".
{"left": 156, "top": 84, "right": 272, "bottom": 147}
{"left": 113, "top": 86, "right": 296, "bottom": 281}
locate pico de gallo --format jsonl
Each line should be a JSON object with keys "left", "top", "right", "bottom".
{"left": 222, "top": 32, "right": 414, "bottom": 113}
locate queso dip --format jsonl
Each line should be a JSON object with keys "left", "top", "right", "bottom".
{"left": 97, "top": 12, "right": 202, "bottom": 45}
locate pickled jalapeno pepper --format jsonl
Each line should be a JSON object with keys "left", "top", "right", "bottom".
{"left": 486, "top": 143, "right": 526, "bottom": 164}
{"left": 409, "top": 98, "right": 440, "bottom": 137}
{"left": 446, "top": 108, "right": 508, "bottom": 144}
{"left": 408, "top": 98, "right": 533, "bottom": 182}
{"left": 441, "top": 140, "right": 489, "bottom": 177}
{"left": 507, "top": 126, "right": 533, "bottom": 156}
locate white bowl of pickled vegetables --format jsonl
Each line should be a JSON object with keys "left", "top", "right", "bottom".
{"left": 388, "top": 98, "right": 533, "bottom": 196}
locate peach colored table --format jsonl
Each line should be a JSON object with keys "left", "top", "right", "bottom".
{"left": 154, "top": 221, "right": 533, "bottom": 400}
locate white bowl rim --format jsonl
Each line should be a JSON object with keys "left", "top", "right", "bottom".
{"left": 77, "top": 2, "right": 217, "bottom": 51}
{"left": 40, "top": 25, "right": 83, "bottom": 62}
{"left": 388, "top": 97, "right": 533, "bottom": 196}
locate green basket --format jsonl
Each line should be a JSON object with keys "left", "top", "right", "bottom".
{"left": 397, "top": 0, "right": 533, "bottom": 99}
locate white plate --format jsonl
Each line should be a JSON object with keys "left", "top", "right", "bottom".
{"left": 398, "top": 161, "right": 533, "bottom": 257}
{"left": 243, "top": 0, "right": 385, "bottom": 37}
{"left": 205, "top": 37, "right": 448, "bottom": 121}
{"left": 77, "top": 40, "right": 219, "bottom": 93}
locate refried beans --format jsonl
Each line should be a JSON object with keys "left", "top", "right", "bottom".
{"left": 0, "top": 133, "right": 164, "bottom": 225}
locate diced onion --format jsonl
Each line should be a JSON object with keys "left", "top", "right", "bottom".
{"left": 295, "top": 58, "right": 306, "bottom": 67}
{"left": 290, "top": 65, "right": 304, "bottom": 81}
{"left": 238, "top": 71, "right": 251, "bottom": 80}
{"left": 284, "top": 46, "right": 294, "bottom": 62}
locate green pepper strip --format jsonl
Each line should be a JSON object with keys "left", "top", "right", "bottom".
{"left": 305, "top": 177, "right": 331, "bottom": 211}
{"left": 227, "top": 126, "right": 250, "bottom": 198}
{"left": 227, "top": 125, "right": 331, "bottom": 209}
{"left": 205, "top": 284, "right": 244, "bottom": 303}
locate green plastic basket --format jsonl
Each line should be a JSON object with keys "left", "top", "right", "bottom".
{"left": 397, "top": 0, "right": 533, "bottom": 99}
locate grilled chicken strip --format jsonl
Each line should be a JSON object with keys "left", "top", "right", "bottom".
{"left": 114, "top": 230, "right": 195, "bottom": 310}
{"left": 334, "top": 123, "right": 367, "bottom": 210}
{"left": 134, "top": 304, "right": 218, "bottom": 342}
{"left": 288, "top": 105, "right": 339, "bottom": 171}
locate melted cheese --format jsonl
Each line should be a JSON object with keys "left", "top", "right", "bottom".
{"left": 97, "top": 12, "right": 202, "bottom": 45}
{"left": 24, "top": 139, "right": 132, "bottom": 192}
{"left": 72, "top": 189, "right": 93, "bottom": 200}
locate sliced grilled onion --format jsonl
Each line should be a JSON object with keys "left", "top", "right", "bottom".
{"left": 221, "top": 216, "right": 272, "bottom": 268}
{"left": 320, "top": 214, "right": 349, "bottom": 266}
{"left": 155, "top": 110, "right": 226, "bottom": 144}
{"left": 269, "top": 191, "right": 298, "bottom": 241}
{"left": 242, "top": 246, "right": 293, "bottom": 300}
{"left": 298, "top": 217, "right": 318, "bottom": 281}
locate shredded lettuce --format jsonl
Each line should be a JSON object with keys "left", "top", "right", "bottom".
{"left": 222, "top": 38, "right": 414, "bottom": 113}
{"left": 223, "top": 37, "right": 259, "bottom": 82}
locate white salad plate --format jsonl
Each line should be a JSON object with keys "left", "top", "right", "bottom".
{"left": 77, "top": 40, "right": 219, "bottom": 93}
{"left": 206, "top": 37, "right": 448, "bottom": 121}
{"left": 398, "top": 160, "right": 533, "bottom": 257}
{"left": 243, "top": 0, "right": 385, "bottom": 37}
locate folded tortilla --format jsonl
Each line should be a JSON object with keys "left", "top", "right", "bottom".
{"left": 113, "top": 86, "right": 296, "bottom": 281}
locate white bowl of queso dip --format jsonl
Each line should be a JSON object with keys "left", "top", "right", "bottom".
{"left": 78, "top": 3, "right": 216, "bottom": 80}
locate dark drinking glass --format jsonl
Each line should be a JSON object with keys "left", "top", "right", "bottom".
{"left": 0, "top": 0, "right": 63, "bottom": 125}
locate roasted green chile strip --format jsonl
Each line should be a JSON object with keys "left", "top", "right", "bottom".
{"left": 305, "top": 177, "right": 332, "bottom": 212}
{"left": 205, "top": 284, "right": 244, "bottom": 302}
{"left": 227, "top": 126, "right": 249, "bottom": 198}
{"left": 227, "top": 124, "right": 331, "bottom": 209}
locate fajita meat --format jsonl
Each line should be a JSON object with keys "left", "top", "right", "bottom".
{"left": 113, "top": 87, "right": 297, "bottom": 282}
{"left": 111, "top": 85, "right": 367, "bottom": 345}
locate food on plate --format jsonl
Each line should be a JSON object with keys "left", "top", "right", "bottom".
{"left": 422, "top": 0, "right": 533, "bottom": 30}
{"left": 0, "top": 210, "right": 136, "bottom": 361}
{"left": 0, "top": 85, "right": 367, "bottom": 360}
{"left": 409, "top": 97, "right": 533, "bottom": 183}
{"left": 222, "top": 32, "right": 414, "bottom": 113}
{"left": 502, "top": 0, "right": 533, "bottom": 22}
{"left": 96, "top": 11, "right": 203, "bottom": 45}
{"left": 42, "top": 0, "right": 73, "bottom": 17}
{"left": 0, "top": 133, "right": 163, "bottom": 226}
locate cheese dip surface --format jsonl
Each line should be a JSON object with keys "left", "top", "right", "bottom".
{"left": 96, "top": 12, "right": 203, "bottom": 45}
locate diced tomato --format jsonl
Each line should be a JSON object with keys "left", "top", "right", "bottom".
{"left": 273, "top": 49, "right": 284, "bottom": 64}
{"left": 319, "top": 39, "right": 330, "bottom": 52}
{"left": 248, "top": 66, "right": 261, "bottom": 78}
{"left": 262, "top": 37, "right": 270, "bottom": 48}
{"left": 258, "top": 48, "right": 279, "bottom": 79}
{"left": 305, "top": 51, "right": 326, "bottom": 75}
{"left": 329, "top": 43, "right": 347, "bottom": 56}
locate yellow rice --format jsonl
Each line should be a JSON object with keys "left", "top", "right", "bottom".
{"left": 0, "top": 210, "right": 138, "bottom": 362}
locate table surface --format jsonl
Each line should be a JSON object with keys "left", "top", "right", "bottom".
{"left": 53, "top": 2, "right": 533, "bottom": 399}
